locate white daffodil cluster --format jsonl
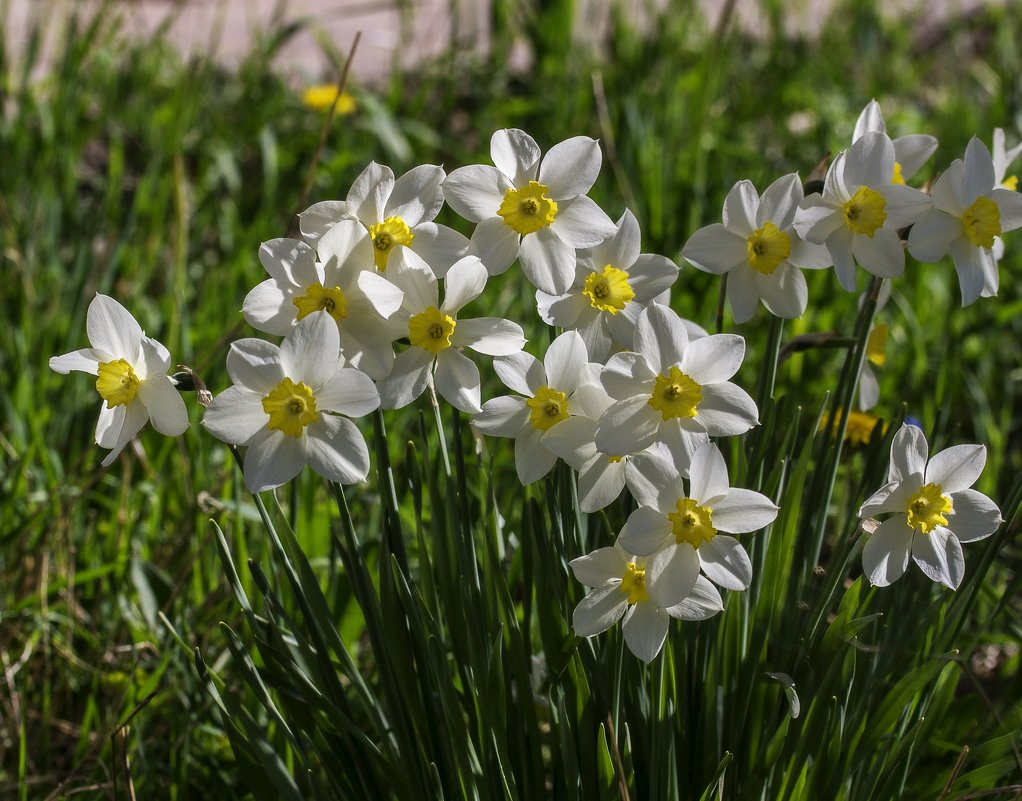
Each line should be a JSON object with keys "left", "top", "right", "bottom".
{"left": 52, "top": 107, "right": 1012, "bottom": 661}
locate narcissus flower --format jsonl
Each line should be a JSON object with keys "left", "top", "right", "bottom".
{"left": 852, "top": 100, "right": 938, "bottom": 185}
{"left": 442, "top": 128, "right": 618, "bottom": 294}
{"left": 536, "top": 209, "right": 679, "bottom": 360}
{"left": 595, "top": 304, "right": 759, "bottom": 458}
{"left": 473, "top": 330, "right": 592, "bottom": 484}
{"left": 300, "top": 161, "right": 470, "bottom": 277}
{"left": 907, "top": 137, "right": 1022, "bottom": 305}
{"left": 570, "top": 540, "right": 723, "bottom": 662}
{"left": 794, "top": 131, "right": 932, "bottom": 291}
{"left": 618, "top": 443, "right": 778, "bottom": 607}
{"left": 241, "top": 223, "right": 404, "bottom": 379}
{"left": 858, "top": 423, "right": 1002, "bottom": 589}
{"left": 201, "top": 312, "right": 380, "bottom": 492}
{"left": 49, "top": 294, "right": 189, "bottom": 466}
{"left": 682, "top": 174, "right": 832, "bottom": 323}
{"left": 376, "top": 256, "right": 526, "bottom": 413}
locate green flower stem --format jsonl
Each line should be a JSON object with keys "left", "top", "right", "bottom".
{"left": 373, "top": 407, "right": 410, "bottom": 574}
{"left": 756, "top": 315, "right": 784, "bottom": 406}
{"left": 806, "top": 276, "right": 883, "bottom": 577}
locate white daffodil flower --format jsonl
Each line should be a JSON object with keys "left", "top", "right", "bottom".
{"left": 857, "top": 423, "right": 1001, "bottom": 589}
{"left": 594, "top": 303, "right": 759, "bottom": 458}
{"left": 201, "top": 312, "right": 380, "bottom": 493}
{"left": 472, "top": 330, "right": 593, "bottom": 484}
{"left": 376, "top": 255, "right": 526, "bottom": 414}
{"left": 442, "top": 128, "right": 618, "bottom": 294}
{"left": 569, "top": 540, "right": 724, "bottom": 663}
{"left": 908, "top": 137, "right": 1022, "bottom": 305}
{"left": 536, "top": 208, "right": 679, "bottom": 360}
{"left": 987, "top": 127, "right": 1022, "bottom": 291}
{"left": 852, "top": 99, "right": 938, "bottom": 185}
{"left": 299, "top": 161, "right": 471, "bottom": 278}
{"left": 617, "top": 443, "right": 778, "bottom": 608}
{"left": 241, "top": 222, "right": 404, "bottom": 379}
{"left": 49, "top": 294, "right": 189, "bottom": 466}
{"left": 794, "top": 131, "right": 932, "bottom": 291}
{"left": 682, "top": 174, "right": 832, "bottom": 323}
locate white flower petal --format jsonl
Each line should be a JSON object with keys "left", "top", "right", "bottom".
{"left": 316, "top": 368, "right": 380, "bottom": 418}
{"left": 698, "top": 535, "right": 752, "bottom": 590}
{"left": 490, "top": 128, "right": 541, "bottom": 186}
{"left": 645, "top": 543, "right": 700, "bottom": 608}
{"left": 137, "top": 376, "right": 189, "bottom": 436}
{"left": 434, "top": 349, "right": 482, "bottom": 413}
{"left": 243, "top": 428, "right": 306, "bottom": 491}
{"left": 572, "top": 584, "right": 627, "bottom": 637}
{"left": 453, "top": 317, "right": 526, "bottom": 355}
{"left": 305, "top": 415, "right": 371, "bottom": 485}
{"left": 947, "top": 488, "right": 1002, "bottom": 543}
{"left": 618, "top": 507, "right": 673, "bottom": 556}
{"left": 925, "top": 443, "right": 986, "bottom": 493}
{"left": 377, "top": 347, "right": 433, "bottom": 410}
{"left": 202, "top": 386, "right": 269, "bottom": 446}
{"left": 539, "top": 136, "right": 603, "bottom": 198}
{"left": 911, "top": 526, "right": 965, "bottom": 589}
{"left": 519, "top": 227, "right": 575, "bottom": 294}
{"left": 87, "top": 294, "right": 143, "bottom": 361}
{"left": 622, "top": 601, "right": 670, "bottom": 662}
{"left": 443, "top": 164, "right": 512, "bottom": 222}
{"left": 474, "top": 395, "right": 530, "bottom": 438}
{"left": 387, "top": 164, "right": 445, "bottom": 226}
{"left": 470, "top": 216, "right": 521, "bottom": 275}
{"left": 862, "top": 515, "right": 914, "bottom": 586}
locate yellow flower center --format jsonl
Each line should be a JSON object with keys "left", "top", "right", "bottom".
{"left": 369, "top": 216, "right": 415, "bottom": 271}
{"left": 1003, "top": 175, "right": 1018, "bottom": 191}
{"left": 962, "top": 196, "right": 1001, "bottom": 249}
{"left": 668, "top": 497, "right": 716, "bottom": 548}
{"left": 96, "top": 358, "right": 140, "bottom": 407}
{"left": 293, "top": 283, "right": 347, "bottom": 322}
{"left": 648, "top": 366, "right": 702, "bottom": 420}
{"left": 746, "top": 221, "right": 791, "bottom": 275}
{"left": 525, "top": 385, "right": 570, "bottom": 431}
{"left": 408, "top": 306, "right": 456, "bottom": 354}
{"left": 891, "top": 162, "right": 905, "bottom": 185}
{"left": 619, "top": 562, "right": 650, "bottom": 604}
{"left": 583, "top": 265, "right": 635, "bottom": 313}
{"left": 843, "top": 185, "right": 887, "bottom": 237}
{"left": 497, "top": 181, "right": 558, "bottom": 235}
{"left": 866, "top": 323, "right": 887, "bottom": 367}
{"left": 906, "top": 482, "right": 953, "bottom": 534}
{"left": 262, "top": 378, "right": 320, "bottom": 438}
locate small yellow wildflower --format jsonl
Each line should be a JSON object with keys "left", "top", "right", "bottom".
{"left": 302, "top": 85, "right": 357, "bottom": 114}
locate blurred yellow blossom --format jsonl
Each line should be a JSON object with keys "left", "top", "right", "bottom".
{"left": 818, "top": 409, "right": 886, "bottom": 447}
{"left": 302, "top": 84, "right": 356, "bottom": 114}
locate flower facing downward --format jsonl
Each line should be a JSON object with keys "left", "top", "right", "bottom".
{"left": 857, "top": 423, "right": 1002, "bottom": 589}
{"left": 201, "top": 312, "right": 380, "bottom": 492}
{"left": 617, "top": 443, "right": 778, "bottom": 608}
{"left": 49, "top": 294, "right": 189, "bottom": 466}
{"left": 570, "top": 540, "right": 723, "bottom": 662}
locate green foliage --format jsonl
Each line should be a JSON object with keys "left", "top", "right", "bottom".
{"left": 4, "top": 0, "right": 1022, "bottom": 798}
